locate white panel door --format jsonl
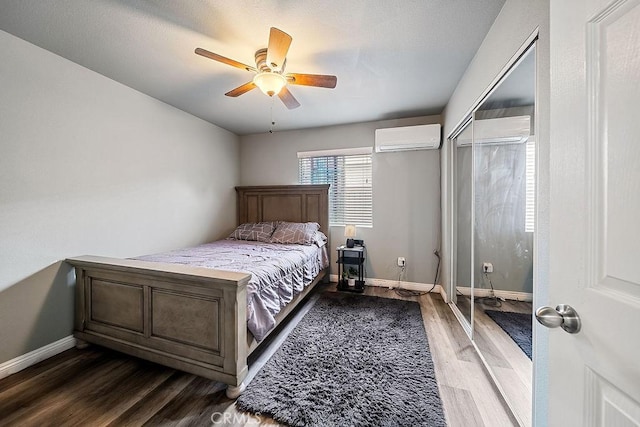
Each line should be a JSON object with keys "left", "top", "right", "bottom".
{"left": 548, "top": 0, "right": 640, "bottom": 425}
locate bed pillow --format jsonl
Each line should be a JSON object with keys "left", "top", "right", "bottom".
{"left": 270, "top": 222, "right": 320, "bottom": 245}
{"left": 227, "top": 222, "right": 276, "bottom": 242}
{"left": 313, "top": 231, "right": 328, "bottom": 247}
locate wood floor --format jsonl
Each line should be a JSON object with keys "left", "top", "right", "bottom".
{"left": 0, "top": 284, "right": 517, "bottom": 426}
{"left": 455, "top": 294, "right": 533, "bottom": 426}
{"left": 473, "top": 299, "right": 533, "bottom": 427}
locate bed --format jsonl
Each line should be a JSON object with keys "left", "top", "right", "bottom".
{"left": 66, "top": 185, "right": 330, "bottom": 398}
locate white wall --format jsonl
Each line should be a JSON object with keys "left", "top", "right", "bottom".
{"left": 239, "top": 116, "right": 442, "bottom": 284}
{"left": 0, "top": 30, "right": 240, "bottom": 364}
{"left": 440, "top": 0, "right": 550, "bottom": 424}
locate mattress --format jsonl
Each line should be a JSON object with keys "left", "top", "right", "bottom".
{"left": 135, "top": 240, "right": 329, "bottom": 341}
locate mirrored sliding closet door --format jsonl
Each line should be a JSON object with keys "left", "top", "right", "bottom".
{"left": 450, "top": 42, "right": 536, "bottom": 426}
{"left": 451, "top": 120, "right": 474, "bottom": 332}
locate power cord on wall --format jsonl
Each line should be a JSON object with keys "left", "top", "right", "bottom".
{"left": 475, "top": 271, "right": 502, "bottom": 307}
{"left": 394, "top": 249, "right": 441, "bottom": 298}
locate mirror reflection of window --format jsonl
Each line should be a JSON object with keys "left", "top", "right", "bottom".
{"left": 525, "top": 137, "right": 535, "bottom": 233}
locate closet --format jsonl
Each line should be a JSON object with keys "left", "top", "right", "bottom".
{"left": 448, "top": 42, "right": 536, "bottom": 426}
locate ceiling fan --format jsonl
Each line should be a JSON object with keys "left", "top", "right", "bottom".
{"left": 195, "top": 27, "right": 337, "bottom": 109}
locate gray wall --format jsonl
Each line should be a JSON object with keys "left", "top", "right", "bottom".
{"left": 0, "top": 30, "right": 240, "bottom": 364}
{"left": 439, "top": 0, "right": 550, "bottom": 423}
{"left": 239, "top": 116, "right": 442, "bottom": 284}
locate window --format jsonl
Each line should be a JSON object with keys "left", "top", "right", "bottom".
{"left": 298, "top": 148, "right": 373, "bottom": 227}
{"left": 525, "top": 137, "right": 535, "bottom": 233}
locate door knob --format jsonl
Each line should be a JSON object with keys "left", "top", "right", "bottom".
{"left": 535, "top": 304, "right": 581, "bottom": 334}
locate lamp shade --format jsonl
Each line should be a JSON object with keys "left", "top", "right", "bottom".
{"left": 344, "top": 224, "right": 357, "bottom": 238}
{"left": 253, "top": 72, "right": 287, "bottom": 97}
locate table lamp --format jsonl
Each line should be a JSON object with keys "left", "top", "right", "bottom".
{"left": 344, "top": 224, "right": 356, "bottom": 248}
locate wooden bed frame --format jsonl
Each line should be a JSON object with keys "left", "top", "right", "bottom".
{"left": 66, "top": 185, "right": 330, "bottom": 398}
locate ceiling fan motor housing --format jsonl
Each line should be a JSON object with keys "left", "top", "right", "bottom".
{"left": 255, "top": 48, "right": 285, "bottom": 73}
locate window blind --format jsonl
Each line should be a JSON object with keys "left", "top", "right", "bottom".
{"left": 298, "top": 151, "right": 373, "bottom": 227}
{"left": 525, "top": 137, "right": 535, "bottom": 233}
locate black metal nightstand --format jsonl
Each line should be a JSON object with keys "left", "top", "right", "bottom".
{"left": 336, "top": 245, "right": 366, "bottom": 293}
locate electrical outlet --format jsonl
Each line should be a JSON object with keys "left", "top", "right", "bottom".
{"left": 397, "top": 257, "right": 406, "bottom": 267}
{"left": 482, "top": 262, "right": 494, "bottom": 273}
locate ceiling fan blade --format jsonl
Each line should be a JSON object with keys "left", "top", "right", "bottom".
{"left": 195, "top": 48, "right": 256, "bottom": 72}
{"left": 278, "top": 87, "right": 301, "bottom": 109}
{"left": 287, "top": 73, "right": 337, "bottom": 88}
{"left": 225, "top": 81, "right": 257, "bottom": 97}
{"left": 266, "top": 27, "right": 292, "bottom": 72}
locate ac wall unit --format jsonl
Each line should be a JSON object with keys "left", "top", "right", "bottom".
{"left": 375, "top": 124, "right": 441, "bottom": 153}
{"left": 456, "top": 115, "right": 530, "bottom": 146}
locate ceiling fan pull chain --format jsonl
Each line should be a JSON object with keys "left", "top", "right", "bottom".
{"left": 269, "top": 97, "right": 276, "bottom": 134}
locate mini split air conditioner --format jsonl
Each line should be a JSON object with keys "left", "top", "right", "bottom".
{"left": 456, "top": 115, "right": 530, "bottom": 146}
{"left": 375, "top": 124, "right": 442, "bottom": 153}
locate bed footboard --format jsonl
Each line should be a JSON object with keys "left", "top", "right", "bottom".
{"left": 67, "top": 255, "right": 251, "bottom": 388}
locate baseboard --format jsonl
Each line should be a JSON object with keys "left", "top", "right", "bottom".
{"left": 329, "top": 274, "right": 444, "bottom": 297}
{"left": 456, "top": 286, "right": 533, "bottom": 302}
{"left": 0, "top": 335, "right": 76, "bottom": 380}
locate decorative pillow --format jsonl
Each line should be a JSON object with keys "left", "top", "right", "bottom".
{"left": 270, "top": 222, "right": 320, "bottom": 245}
{"left": 313, "top": 231, "right": 328, "bottom": 247}
{"left": 227, "top": 222, "right": 276, "bottom": 242}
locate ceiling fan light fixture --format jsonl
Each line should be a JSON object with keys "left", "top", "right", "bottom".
{"left": 195, "top": 27, "right": 336, "bottom": 109}
{"left": 253, "top": 72, "right": 287, "bottom": 97}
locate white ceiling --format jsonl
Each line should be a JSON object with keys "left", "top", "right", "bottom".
{"left": 0, "top": 0, "right": 506, "bottom": 135}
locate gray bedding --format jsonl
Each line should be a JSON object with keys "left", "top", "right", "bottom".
{"left": 135, "top": 240, "right": 329, "bottom": 342}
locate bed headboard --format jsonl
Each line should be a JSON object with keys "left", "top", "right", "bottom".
{"left": 235, "top": 185, "right": 330, "bottom": 235}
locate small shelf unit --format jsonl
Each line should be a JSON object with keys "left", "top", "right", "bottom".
{"left": 336, "top": 245, "right": 366, "bottom": 293}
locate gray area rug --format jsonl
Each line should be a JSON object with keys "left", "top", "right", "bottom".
{"left": 236, "top": 292, "right": 446, "bottom": 427}
{"left": 484, "top": 310, "right": 532, "bottom": 359}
